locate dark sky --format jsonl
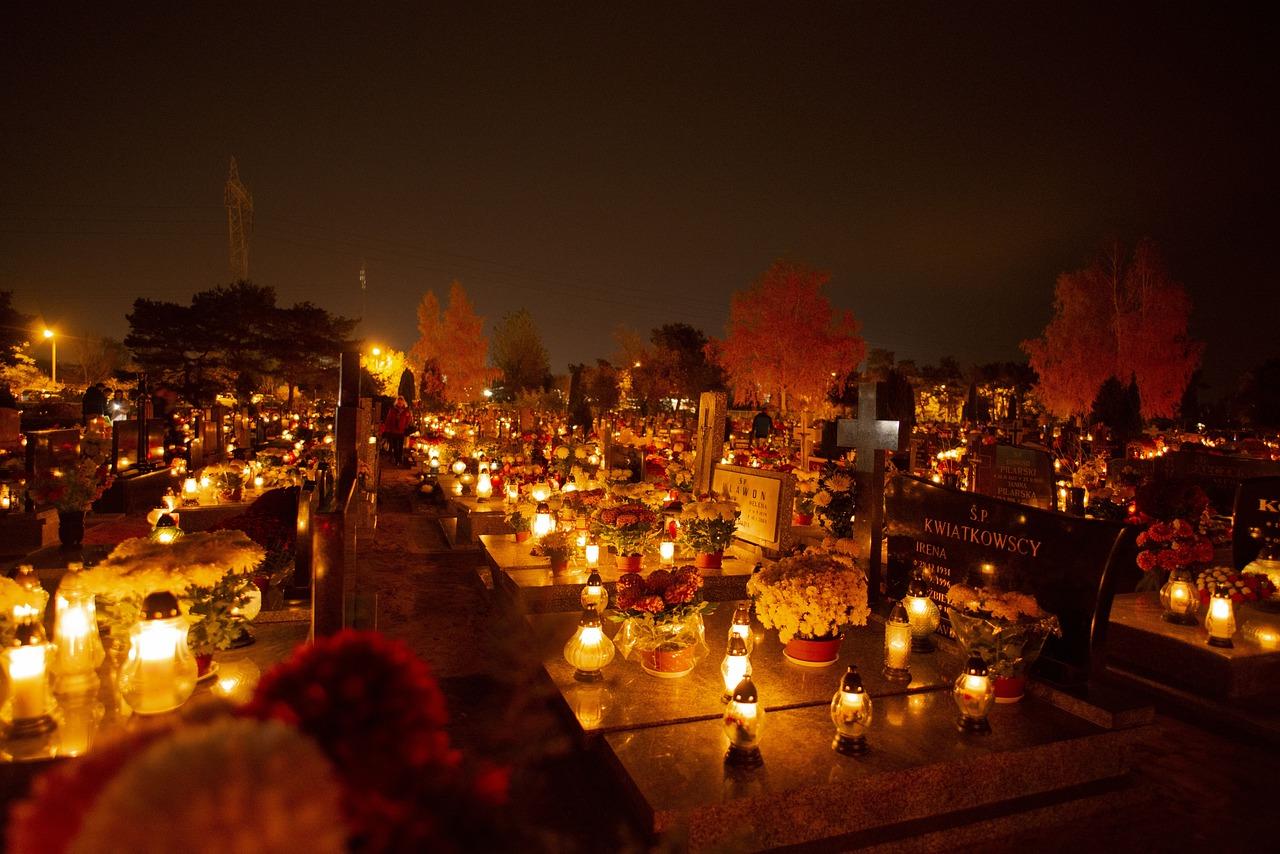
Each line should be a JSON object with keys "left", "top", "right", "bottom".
{"left": 3, "top": 2, "right": 1275, "bottom": 395}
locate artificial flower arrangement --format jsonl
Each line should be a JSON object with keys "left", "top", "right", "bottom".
{"left": 813, "top": 464, "right": 856, "bottom": 539}
{"left": 610, "top": 566, "right": 710, "bottom": 676}
{"left": 746, "top": 546, "right": 870, "bottom": 643}
{"left": 590, "top": 502, "right": 660, "bottom": 558}
{"left": 78, "top": 531, "right": 264, "bottom": 657}
{"left": 1195, "top": 566, "right": 1276, "bottom": 606}
{"left": 677, "top": 496, "right": 739, "bottom": 556}
{"left": 536, "top": 530, "right": 575, "bottom": 570}
{"left": 944, "top": 584, "right": 1061, "bottom": 687}
{"left": 26, "top": 419, "right": 114, "bottom": 512}
{"left": 7, "top": 631, "right": 510, "bottom": 854}
{"left": 1135, "top": 518, "right": 1215, "bottom": 579}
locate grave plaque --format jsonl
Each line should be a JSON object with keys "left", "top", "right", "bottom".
{"left": 972, "top": 444, "right": 1054, "bottom": 510}
{"left": 711, "top": 464, "right": 794, "bottom": 556}
{"left": 1162, "top": 450, "right": 1280, "bottom": 512}
{"left": 1231, "top": 477, "right": 1280, "bottom": 569}
{"left": 886, "top": 475, "right": 1138, "bottom": 684}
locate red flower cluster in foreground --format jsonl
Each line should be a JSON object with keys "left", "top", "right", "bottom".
{"left": 615, "top": 566, "right": 704, "bottom": 613}
{"left": 243, "top": 630, "right": 509, "bottom": 852}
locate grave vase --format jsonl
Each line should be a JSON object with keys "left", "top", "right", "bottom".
{"left": 994, "top": 675, "right": 1026, "bottom": 704}
{"left": 550, "top": 558, "right": 570, "bottom": 574}
{"left": 515, "top": 530, "right": 531, "bottom": 543}
{"left": 616, "top": 554, "right": 643, "bottom": 572}
{"left": 783, "top": 634, "right": 842, "bottom": 667}
{"left": 57, "top": 509, "right": 86, "bottom": 548}
{"left": 694, "top": 550, "right": 723, "bottom": 570}
{"left": 792, "top": 512, "right": 814, "bottom": 526}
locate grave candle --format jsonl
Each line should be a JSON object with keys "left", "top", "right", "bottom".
{"left": 1159, "top": 567, "right": 1199, "bottom": 625}
{"left": 475, "top": 470, "right": 493, "bottom": 502}
{"left": 1204, "top": 588, "right": 1236, "bottom": 648}
{"left": 4, "top": 609, "right": 55, "bottom": 731}
{"left": 830, "top": 665, "right": 872, "bottom": 755}
{"left": 585, "top": 542, "right": 600, "bottom": 568}
{"left": 728, "top": 602, "right": 754, "bottom": 653}
{"left": 719, "top": 635, "right": 751, "bottom": 702}
{"left": 182, "top": 476, "right": 199, "bottom": 504}
{"left": 580, "top": 570, "right": 607, "bottom": 613}
{"left": 53, "top": 564, "right": 106, "bottom": 694}
{"left": 451, "top": 459, "right": 467, "bottom": 476}
{"left": 904, "top": 575, "right": 940, "bottom": 652}
{"left": 659, "top": 540, "right": 675, "bottom": 565}
{"left": 120, "top": 592, "right": 197, "bottom": 715}
{"left": 563, "top": 608, "right": 614, "bottom": 682}
{"left": 723, "top": 674, "right": 763, "bottom": 767}
{"left": 953, "top": 654, "right": 994, "bottom": 734}
{"left": 882, "top": 600, "right": 912, "bottom": 682}
{"left": 533, "top": 502, "right": 555, "bottom": 539}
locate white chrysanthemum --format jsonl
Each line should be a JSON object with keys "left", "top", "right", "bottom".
{"left": 72, "top": 718, "right": 346, "bottom": 854}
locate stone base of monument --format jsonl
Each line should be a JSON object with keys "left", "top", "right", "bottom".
{"left": 1104, "top": 591, "right": 1280, "bottom": 745}
{"left": 93, "top": 468, "right": 178, "bottom": 514}
{"left": 0, "top": 510, "right": 58, "bottom": 556}
{"left": 532, "top": 606, "right": 1150, "bottom": 850}
{"left": 444, "top": 496, "right": 511, "bottom": 547}
{"left": 485, "top": 535, "right": 759, "bottom": 613}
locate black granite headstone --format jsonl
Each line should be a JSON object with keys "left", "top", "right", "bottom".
{"left": 971, "top": 444, "right": 1054, "bottom": 510}
{"left": 1161, "top": 450, "right": 1280, "bottom": 512}
{"left": 1231, "top": 476, "right": 1280, "bottom": 570}
{"left": 886, "top": 475, "right": 1138, "bottom": 685}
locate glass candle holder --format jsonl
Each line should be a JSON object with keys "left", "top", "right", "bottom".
{"left": 119, "top": 591, "right": 198, "bottom": 715}
{"left": 659, "top": 540, "right": 675, "bottom": 565}
{"left": 533, "top": 502, "right": 555, "bottom": 539}
{"left": 585, "top": 542, "right": 600, "bottom": 568}
{"left": 3, "top": 613, "right": 57, "bottom": 739}
{"left": 53, "top": 565, "right": 106, "bottom": 695}
{"left": 723, "top": 675, "right": 764, "bottom": 767}
{"left": 580, "top": 571, "right": 608, "bottom": 613}
{"left": 953, "top": 654, "right": 995, "bottom": 734}
{"left": 882, "top": 600, "right": 912, "bottom": 682}
{"left": 564, "top": 608, "right": 615, "bottom": 682}
{"left": 475, "top": 471, "right": 493, "bottom": 502}
{"left": 1204, "top": 587, "right": 1236, "bottom": 648}
{"left": 905, "top": 575, "right": 940, "bottom": 652}
{"left": 728, "top": 602, "right": 754, "bottom": 654}
{"left": 1159, "top": 567, "right": 1199, "bottom": 625}
{"left": 150, "top": 513, "right": 183, "bottom": 545}
{"left": 830, "top": 665, "right": 873, "bottom": 755}
{"left": 720, "top": 635, "right": 751, "bottom": 703}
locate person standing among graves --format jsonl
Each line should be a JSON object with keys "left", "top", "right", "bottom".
{"left": 751, "top": 407, "right": 773, "bottom": 447}
{"left": 81, "top": 382, "right": 107, "bottom": 421}
{"left": 380, "top": 395, "right": 413, "bottom": 468}
{"left": 108, "top": 388, "right": 129, "bottom": 422}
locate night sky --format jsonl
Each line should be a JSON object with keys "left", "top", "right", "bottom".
{"left": 3, "top": 2, "right": 1275, "bottom": 395}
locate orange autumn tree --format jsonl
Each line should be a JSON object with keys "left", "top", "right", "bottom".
{"left": 715, "top": 260, "right": 866, "bottom": 413}
{"left": 409, "top": 281, "right": 495, "bottom": 404}
{"left": 1022, "top": 240, "right": 1202, "bottom": 420}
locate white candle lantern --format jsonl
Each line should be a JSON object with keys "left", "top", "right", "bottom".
{"left": 723, "top": 674, "right": 764, "bottom": 767}
{"left": 905, "top": 575, "right": 940, "bottom": 652}
{"left": 728, "top": 602, "right": 754, "bottom": 653}
{"left": 533, "top": 502, "right": 555, "bottom": 539}
{"left": 53, "top": 565, "right": 106, "bottom": 695}
{"left": 830, "top": 665, "right": 873, "bottom": 755}
{"left": 1159, "top": 567, "right": 1199, "bottom": 625}
{"left": 585, "top": 542, "right": 601, "bottom": 568}
{"left": 564, "top": 608, "right": 615, "bottom": 682}
{"left": 882, "top": 600, "right": 912, "bottom": 682}
{"left": 720, "top": 635, "right": 751, "bottom": 703}
{"left": 1205, "top": 587, "right": 1236, "bottom": 648}
{"left": 119, "top": 591, "right": 198, "bottom": 715}
{"left": 953, "top": 654, "right": 995, "bottom": 734}
{"left": 580, "top": 570, "right": 608, "bottom": 613}
{"left": 659, "top": 540, "right": 676, "bottom": 565}
{"left": 3, "top": 609, "right": 57, "bottom": 739}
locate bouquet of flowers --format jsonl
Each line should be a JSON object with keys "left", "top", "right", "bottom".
{"left": 1135, "top": 518, "right": 1214, "bottom": 579}
{"left": 550, "top": 441, "right": 597, "bottom": 482}
{"left": 945, "top": 584, "right": 1061, "bottom": 684}
{"left": 664, "top": 451, "right": 695, "bottom": 493}
{"left": 677, "top": 497, "right": 739, "bottom": 555}
{"left": 591, "top": 502, "right": 660, "bottom": 557}
{"left": 26, "top": 421, "right": 114, "bottom": 512}
{"left": 813, "top": 464, "right": 856, "bottom": 539}
{"left": 746, "top": 549, "right": 870, "bottom": 642}
{"left": 536, "top": 530, "right": 574, "bottom": 566}
{"left": 793, "top": 469, "right": 820, "bottom": 518}
{"left": 610, "top": 567, "right": 710, "bottom": 668}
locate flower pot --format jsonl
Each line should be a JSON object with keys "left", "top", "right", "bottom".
{"left": 638, "top": 644, "right": 698, "bottom": 678}
{"left": 994, "top": 675, "right": 1025, "bottom": 704}
{"left": 792, "top": 513, "right": 814, "bottom": 526}
{"left": 783, "top": 634, "right": 841, "bottom": 667}
{"left": 57, "top": 509, "right": 86, "bottom": 548}
{"left": 195, "top": 652, "right": 217, "bottom": 682}
{"left": 694, "top": 550, "right": 723, "bottom": 570}
{"left": 515, "top": 530, "right": 531, "bottom": 543}
{"left": 550, "top": 558, "right": 570, "bottom": 574}
{"left": 616, "top": 554, "right": 643, "bottom": 572}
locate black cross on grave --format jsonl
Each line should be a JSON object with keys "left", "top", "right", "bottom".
{"left": 835, "top": 382, "right": 901, "bottom": 600}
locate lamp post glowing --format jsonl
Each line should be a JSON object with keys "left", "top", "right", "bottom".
{"left": 42, "top": 328, "right": 56, "bottom": 385}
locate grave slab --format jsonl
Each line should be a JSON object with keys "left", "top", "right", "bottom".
{"left": 481, "top": 534, "right": 760, "bottom": 612}
{"left": 1105, "top": 592, "right": 1280, "bottom": 700}
{"left": 602, "top": 690, "right": 1140, "bottom": 851}
{"left": 532, "top": 606, "right": 956, "bottom": 734}
{"left": 445, "top": 493, "right": 511, "bottom": 546}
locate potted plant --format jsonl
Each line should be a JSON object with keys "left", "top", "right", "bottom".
{"left": 944, "top": 584, "right": 1061, "bottom": 703}
{"left": 747, "top": 546, "right": 870, "bottom": 666}
{"left": 792, "top": 469, "right": 818, "bottom": 526}
{"left": 678, "top": 497, "right": 739, "bottom": 569}
{"left": 591, "top": 502, "right": 659, "bottom": 571}
{"left": 507, "top": 505, "right": 533, "bottom": 543}
{"left": 538, "top": 530, "right": 574, "bottom": 573}
{"left": 611, "top": 566, "right": 710, "bottom": 677}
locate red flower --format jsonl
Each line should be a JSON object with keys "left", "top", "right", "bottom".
{"left": 634, "top": 594, "right": 666, "bottom": 614}
{"left": 645, "top": 569, "right": 673, "bottom": 593}
{"left": 616, "top": 573, "right": 644, "bottom": 596}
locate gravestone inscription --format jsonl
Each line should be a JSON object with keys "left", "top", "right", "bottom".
{"left": 971, "top": 444, "right": 1054, "bottom": 510}
{"left": 711, "top": 464, "right": 794, "bottom": 556}
{"left": 1231, "top": 477, "right": 1280, "bottom": 570}
{"left": 886, "top": 475, "right": 1138, "bottom": 684}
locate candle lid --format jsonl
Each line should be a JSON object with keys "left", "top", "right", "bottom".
{"left": 141, "top": 591, "right": 181, "bottom": 620}
{"left": 839, "top": 664, "right": 865, "bottom": 694}
{"left": 962, "top": 654, "right": 989, "bottom": 677}
{"left": 730, "top": 675, "right": 758, "bottom": 704}
{"left": 12, "top": 619, "right": 47, "bottom": 647}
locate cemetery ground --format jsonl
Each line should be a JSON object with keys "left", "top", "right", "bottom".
{"left": 362, "top": 467, "right": 1273, "bottom": 852}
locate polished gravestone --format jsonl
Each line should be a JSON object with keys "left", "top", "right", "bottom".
{"left": 480, "top": 534, "right": 760, "bottom": 613}
{"left": 529, "top": 602, "right": 1149, "bottom": 850}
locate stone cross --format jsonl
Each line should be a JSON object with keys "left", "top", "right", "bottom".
{"left": 836, "top": 382, "right": 901, "bottom": 600}
{"left": 693, "top": 391, "right": 727, "bottom": 495}
{"left": 796, "top": 410, "right": 820, "bottom": 466}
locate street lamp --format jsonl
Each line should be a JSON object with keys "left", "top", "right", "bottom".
{"left": 42, "top": 329, "right": 56, "bottom": 385}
